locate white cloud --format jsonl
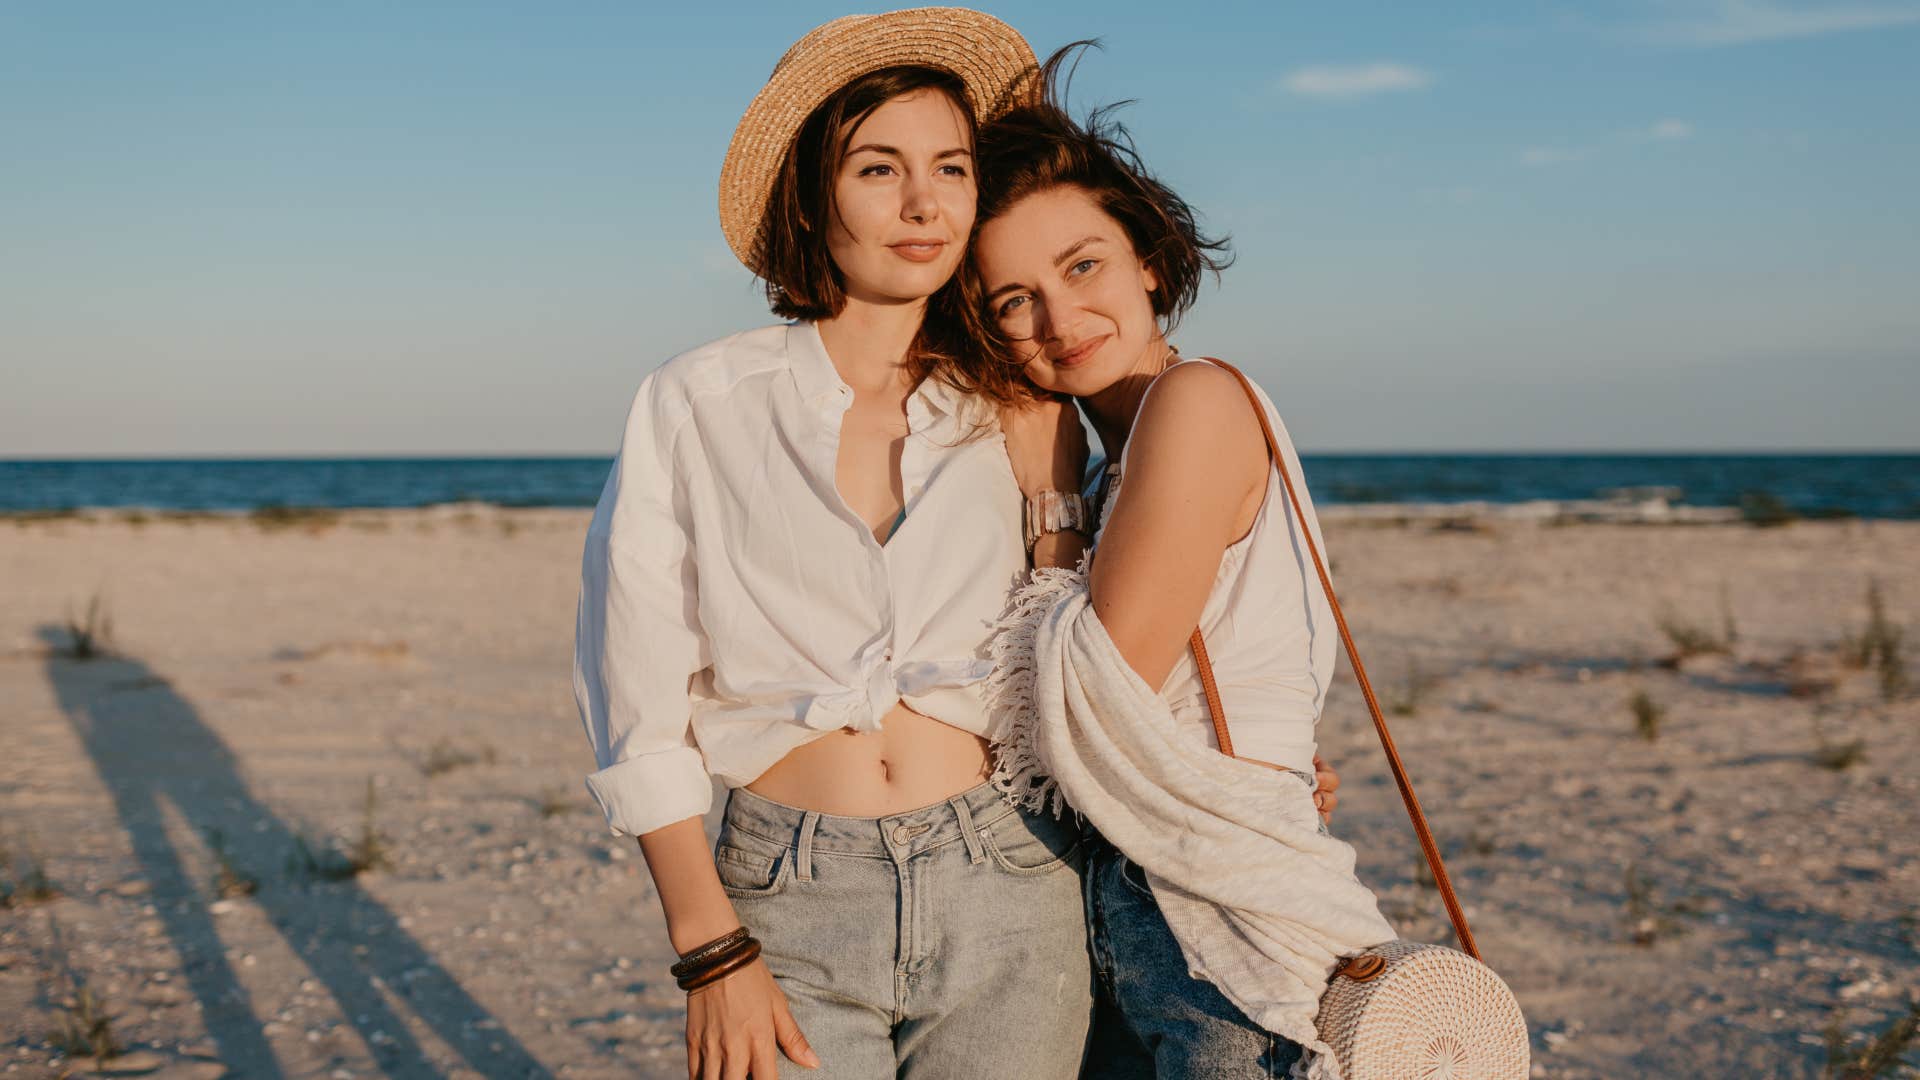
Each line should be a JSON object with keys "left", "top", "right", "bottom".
{"left": 1648, "top": 118, "right": 1695, "bottom": 139}
{"left": 1520, "top": 145, "right": 1593, "bottom": 167}
{"left": 1280, "top": 63, "right": 1432, "bottom": 99}
{"left": 1644, "top": 1, "right": 1920, "bottom": 45}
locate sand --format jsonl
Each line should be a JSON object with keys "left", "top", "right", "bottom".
{"left": 1, "top": 508, "right": 1915, "bottom": 1079}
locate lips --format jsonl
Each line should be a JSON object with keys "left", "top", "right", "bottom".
{"left": 888, "top": 239, "right": 947, "bottom": 263}
{"left": 1050, "top": 335, "right": 1109, "bottom": 369}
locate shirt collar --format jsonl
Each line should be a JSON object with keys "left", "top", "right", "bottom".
{"left": 786, "top": 322, "right": 849, "bottom": 404}
{"left": 788, "top": 320, "right": 978, "bottom": 425}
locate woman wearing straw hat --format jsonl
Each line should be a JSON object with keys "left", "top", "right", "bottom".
{"left": 571, "top": 9, "right": 1098, "bottom": 1078}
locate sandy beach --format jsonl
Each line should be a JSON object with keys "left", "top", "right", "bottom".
{"left": 2, "top": 508, "right": 1915, "bottom": 1079}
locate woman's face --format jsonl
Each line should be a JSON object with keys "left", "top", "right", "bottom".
{"left": 826, "top": 88, "right": 977, "bottom": 306}
{"left": 972, "top": 184, "right": 1162, "bottom": 397}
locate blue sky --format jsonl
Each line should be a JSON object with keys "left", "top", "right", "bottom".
{"left": 3, "top": 1, "right": 1916, "bottom": 454}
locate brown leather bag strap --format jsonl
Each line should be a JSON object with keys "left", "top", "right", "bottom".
{"left": 1184, "top": 358, "right": 1481, "bottom": 961}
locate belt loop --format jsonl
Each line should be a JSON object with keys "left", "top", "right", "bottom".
{"left": 796, "top": 811, "right": 819, "bottom": 882}
{"left": 950, "top": 795, "right": 986, "bottom": 865}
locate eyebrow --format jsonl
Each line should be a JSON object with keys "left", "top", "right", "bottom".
{"left": 845, "top": 144, "right": 973, "bottom": 160}
{"left": 983, "top": 236, "right": 1105, "bottom": 302}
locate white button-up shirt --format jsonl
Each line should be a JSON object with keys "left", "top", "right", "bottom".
{"left": 574, "top": 322, "right": 1026, "bottom": 837}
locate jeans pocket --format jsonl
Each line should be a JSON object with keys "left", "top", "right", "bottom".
{"left": 982, "top": 808, "right": 1084, "bottom": 876}
{"left": 713, "top": 827, "right": 792, "bottom": 899}
{"left": 1115, "top": 854, "right": 1155, "bottom": 902}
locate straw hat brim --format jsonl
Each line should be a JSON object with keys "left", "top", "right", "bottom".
{"left": 718, "top": 7, "right": 1037, "bottom": 275}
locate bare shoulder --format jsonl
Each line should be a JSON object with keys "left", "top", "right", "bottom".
{"left": 1128, "top": 361, "right": 1266, "bottom": 474}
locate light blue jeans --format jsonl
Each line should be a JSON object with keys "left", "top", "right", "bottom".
{"left": 716, "top": 782, "right": 1095, "bottom": 1078}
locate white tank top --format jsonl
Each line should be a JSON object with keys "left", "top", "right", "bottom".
{"left": 1095, "top": 358, "right": 1335, "bottom": 773}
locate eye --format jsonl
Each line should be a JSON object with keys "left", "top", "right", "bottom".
{"left": 938, "top": 163, "right": 969, "bottom": 177}
{"left": 858, "top": 163, "right": 895, "bottom": 177}
{"left": 1069, "top": 258, "right": 1098, "bottom": 276}
{"left": 996, "top": 294, "right": 1030, "bottom": 318}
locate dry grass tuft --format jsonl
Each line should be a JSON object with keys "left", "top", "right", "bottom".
{"left": 250, "top": 504, "right": 341, "bottom": 533}
{"left": 289, "top": 779, "right": 390, "bottom": 881}
{"left": 420, "top": 739, "right": 498, "bottom": 778}
{"left": 51, "top": 986, "right": 120, "bottom": 1063}
{"left": 1842, "top": 579, "right": 1908, "bottom": 701}
{"left": 1824, "top": 1002, "right": 1920, "bottom": 1079}
{"left": 1628, "top": 689, "right": 1665, "bottom": 742}
{"left": 1386, "top": 661, "right": 1436, "bottom": 718}
{"left": 1, "top": 843, "right": 60, "bottom": 909}
{"left": 1622, "top": 861, "right": 1684, "bottom": 946}
{"left": 1811, "top": 710, "right": 1868, "bottom": 771}
{"left": 534, "top": 786, "right": 579, "bottom": 819}
{"left": 205, "top": 828, "right": 258, "bottom": 900}
{"left": 61, "top": 593, "right": 113, "bottom": 660}
{"left": 1656, "top": 607, "right": 1730, "bottom": 662}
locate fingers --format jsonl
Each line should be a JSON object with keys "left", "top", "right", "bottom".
{"left": 748, "top": 1037, "right": 779, "bottom": 1080}
{"left": 722, "top": 1041, "right": 751, "bottom": 1080}
{"left": 773, "top": 991, "right": 821, "bottom": 1069}
{"left": 1313, "top": 753, "right": 1341, "bottom": 793}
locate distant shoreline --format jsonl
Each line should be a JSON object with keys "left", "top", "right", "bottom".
{"left": 4, "top": 453, "right": 1917, "bottom": 520}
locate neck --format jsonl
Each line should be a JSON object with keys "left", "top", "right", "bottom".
{"left": 1082, "top": 335, "right": 1178, "bottom": 458}
{"left": 815, "top": 293, "right": 929, "bottom": 398}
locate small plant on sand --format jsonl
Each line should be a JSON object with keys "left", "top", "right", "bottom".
{"left": 1628, "top": 689, "right": 1664, "bottom": 742}
{"left": 289, "top": 779, "right": 390, "bottom": 881}
{"left": 204, "top": 828, "right": 257, "bottom": 899}
{"left": 1811, "top": 710, "right": 1868, "bottom": 771}
{"left": 419, "top": 738, "right": 498, "bottom": 778}
{"left": 51, "top": 986, "right": 121, "bottom": 1063}
{"left": 1655, "top": 605, "right": 1730, "bottom": 662}
{"left": 0, "top": 843, "right": 60, "bottom": 909}
{"left": 1718, "top": 582, "right": 1739, "bottom": 646}
{"left": 534, "top": 786, "right": 577, "bottom": 819}
{"left": 250, "top": 504, "right": 341, "bottom": 533}
{"left": 1824, "top": 1002, "right": 1920, "bottom": 1079}
{"left": 61, "top": 593, "right": 113, "bottom": 660}
{"left": 1386, "top": 662, "right": 1434, "bottom": 718}
{"left": 1622, "top": 862, "right": 1678, "bottom": 945}
{"left": 1842, "top": 580, "right": 1908, "bottom": 701}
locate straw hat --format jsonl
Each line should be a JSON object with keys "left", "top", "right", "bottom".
{"left": 718, "top": 7, "right": 1037, "bottom": 274}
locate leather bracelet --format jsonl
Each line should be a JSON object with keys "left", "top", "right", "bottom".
{"left": 672, "top": 935, "right": 759, "bottom": 987}
{"left": 669, "top": 926, "right": 751, "bottom": 978}
{"left": 679, "top": 940, "right": 762, "bottom": 992}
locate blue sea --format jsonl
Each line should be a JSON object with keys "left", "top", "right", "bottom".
{"left": 2, "top": 455, "right": 1916, "bottom": 520}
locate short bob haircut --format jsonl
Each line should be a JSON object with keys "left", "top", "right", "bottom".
{"left": 757, "top": 65, "right": 979, "bottom": 387}
{"left": 952, "top": 44, "right": 1231, "bottom": 406}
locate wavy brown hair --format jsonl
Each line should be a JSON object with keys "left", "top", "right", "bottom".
{"left": 757, "top": 65, "right": 984, "bottom": 393}
{"left": 948, "top": 44, "right": 1232, "bottom": 406}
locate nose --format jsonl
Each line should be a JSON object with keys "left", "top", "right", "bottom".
{"left": 1037, "top": 291, "right": 1088, "bottom": 348}
{"left": 901, "top": 171, "right": 938, "bottom": 225}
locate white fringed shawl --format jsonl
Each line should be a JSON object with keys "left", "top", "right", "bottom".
{"left": 987, "top": 562, "right": 1397, "bottom": 1080}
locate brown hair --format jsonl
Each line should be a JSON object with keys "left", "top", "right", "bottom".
{"left": 950, "top": 44, "right": 1231, "bottom": 406}
{"left": 757, "top": 65, "right": 981, "bottom": 388}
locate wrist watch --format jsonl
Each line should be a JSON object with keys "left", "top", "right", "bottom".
{"left": 1023, "top": 489, "right": 1090, "bottom": 553}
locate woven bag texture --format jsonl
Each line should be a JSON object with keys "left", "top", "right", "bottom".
{"left": 1317, "top": 940, "right": 1530, "bottom": 1079}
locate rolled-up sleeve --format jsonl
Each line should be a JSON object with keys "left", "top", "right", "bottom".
{"left": 573, "top": 374, "right": 713, "bottom": 837}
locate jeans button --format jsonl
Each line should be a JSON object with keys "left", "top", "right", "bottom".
{"left": 891, "top": 824, "right": 912, "bottom": 844}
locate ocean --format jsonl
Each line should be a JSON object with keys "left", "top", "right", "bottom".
{"left": 3, "top": 454, "right": 1916, "bottom": 520}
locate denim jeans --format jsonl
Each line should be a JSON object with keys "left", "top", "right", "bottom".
{"left": 716, "top": 782, "right": 1095, "bottom": 1079}
{"left": 1082, "top": 833, "right": 1306, "bottom": 1079}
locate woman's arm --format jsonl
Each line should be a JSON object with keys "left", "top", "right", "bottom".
{"left": 1088, "top": 361, "right": 1269, "bottom": 689}
{"left": 639, "top": 819, "right": 819, "bottom": 1076}
{"left": 999, "top": 392, "right": 1091, "bottom": 569}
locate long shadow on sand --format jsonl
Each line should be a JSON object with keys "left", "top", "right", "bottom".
{"left": 37, "top": 628, "right": 552, "bottom": 1080}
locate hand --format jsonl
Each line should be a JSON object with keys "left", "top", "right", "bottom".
{"left": 1313, "top": 753, "right": 1340, "bottom": 823}
{"left": 999, "top": 391, "right": 1088, "bottom": 499}
{"left": 685, "top": 957, "right": 818, "bottom": 1079}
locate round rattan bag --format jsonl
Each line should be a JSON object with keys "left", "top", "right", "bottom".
{"left": 1317, "top": 941, "right": 1529, "bottom": 1078}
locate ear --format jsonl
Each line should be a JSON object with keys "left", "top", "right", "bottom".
{"left": 1141, "top": 263, "right": 1159, "bottom": 294}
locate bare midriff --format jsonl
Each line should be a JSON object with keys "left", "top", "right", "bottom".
{"left": 746, "top": 701, "right": 991, "bottom": 818}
